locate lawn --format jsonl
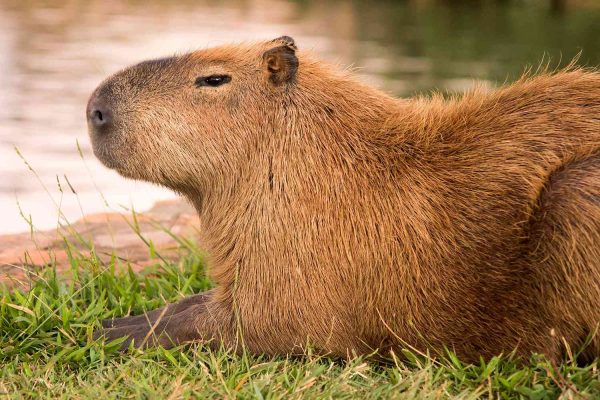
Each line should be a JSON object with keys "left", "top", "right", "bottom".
{"left": 1, "top": 243, "right": 599, "bottom": 399}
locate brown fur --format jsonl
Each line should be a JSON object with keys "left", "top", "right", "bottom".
{"left": 88, "top": 37, "right": 600, "bottom": 363}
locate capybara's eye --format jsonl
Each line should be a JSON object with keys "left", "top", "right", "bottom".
{"left": 195, "top": 75, "right": 232, "bottom": 88}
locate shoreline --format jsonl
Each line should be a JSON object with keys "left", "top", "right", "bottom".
{"left": 0, "top": 199, "right": 199, "bottom": 288}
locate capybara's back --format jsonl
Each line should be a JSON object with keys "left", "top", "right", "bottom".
{"left": 89, "top": 37, "right": 600, "bottom": 363}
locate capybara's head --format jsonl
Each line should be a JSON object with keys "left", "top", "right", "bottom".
{"left": 87, "top": 36, "right": 300, "bottom": 193}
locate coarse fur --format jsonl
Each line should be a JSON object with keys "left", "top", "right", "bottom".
{"left": 88, "top": 37, "right": 600, "bottom": 364}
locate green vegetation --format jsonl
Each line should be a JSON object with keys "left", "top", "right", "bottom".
{"left": 1, "top": 241, "right": 599, "bottom": 399}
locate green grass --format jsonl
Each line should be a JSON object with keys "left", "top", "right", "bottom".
{"left": 1, "top": 246, "right": 599, "bottom": 399}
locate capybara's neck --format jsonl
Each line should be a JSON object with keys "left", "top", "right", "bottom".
{"left": 190, "top": 61, "right": 410, "bottom": 285}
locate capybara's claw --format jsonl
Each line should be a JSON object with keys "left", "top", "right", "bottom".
{"left": 101, "top": 318, "right": 116, "bottom": 329}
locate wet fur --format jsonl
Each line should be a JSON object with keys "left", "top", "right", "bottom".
{"left": 90, "top": 38, "right": 600, "bottom": 363}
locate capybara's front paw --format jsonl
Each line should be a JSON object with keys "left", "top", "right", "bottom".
{"left": 94, "top": 294, "right": 211, "bottom": 350}
{"left": 95, "top": 309, "right": 199, "bottom": 350}
{"left": 100, "top": 293, "right": 210, "bottom": 330}
{"left": 96, "top": 324, "right": 164, "bottom": 350}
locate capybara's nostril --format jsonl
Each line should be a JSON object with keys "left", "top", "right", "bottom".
{"left": 91, "top": 109, "right": 106, "bottom": 126}
{"left": 87, "top": 96, "right": 113, "bottom": 132}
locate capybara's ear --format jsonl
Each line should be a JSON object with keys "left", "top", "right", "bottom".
{"left": 270, "top": 35, "right": 297, "bottom": 50}
{"left": 262, "top": 37, "right": 298, "bottom": 86}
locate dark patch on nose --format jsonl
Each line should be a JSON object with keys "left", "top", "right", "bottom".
{"left": 125, "top": 56, "right": 178, "bottom": 90}
{"left": 87, "top": 84, "right": 115, "bottom": 135}
{"left": 139, "top": 57, "right": 173, "bottom": 67}
{"left": 135, "top": 57, "right": 176, "bottom": 73}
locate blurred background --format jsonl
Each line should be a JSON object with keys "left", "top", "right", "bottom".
{"left": 1, "top": 0, "right": 599, "bottom": 234}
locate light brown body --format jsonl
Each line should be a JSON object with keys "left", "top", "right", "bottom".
{"left": 88, "top": 37, "right": 600, "bottom": 363}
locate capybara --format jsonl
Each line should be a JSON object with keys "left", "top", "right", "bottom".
{"left": 88, "top": 36, "right": 600, "bottom": 364}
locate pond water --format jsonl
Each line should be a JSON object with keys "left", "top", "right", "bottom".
{"left": 1, "top": 0, "right": 599, "bottom": 234}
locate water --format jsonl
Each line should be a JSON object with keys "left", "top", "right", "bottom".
{"left": 1, "top": 0, "right": 599, "bottom": 234}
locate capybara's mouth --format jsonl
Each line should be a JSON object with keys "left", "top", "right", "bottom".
{"left": 91, "top": 140, "right": 121, "bottom": 170}
{"left": 87, "top": 123, "right": 132, "bottom": 177}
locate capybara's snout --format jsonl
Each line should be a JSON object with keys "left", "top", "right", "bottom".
{"left": 86, "top": 80, "right": 123, "bottom": 170}
{"left": 87, "top": 85, "right": 114, "bottom": 138}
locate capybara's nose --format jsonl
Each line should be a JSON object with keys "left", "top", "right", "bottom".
{"left": 87, "top": 93, "right": 113, "bottom": 133}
